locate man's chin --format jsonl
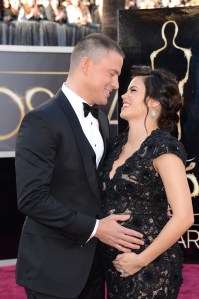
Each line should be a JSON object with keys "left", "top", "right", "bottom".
{"left": 99, "top": 98, "right": 108, "bottom": 106}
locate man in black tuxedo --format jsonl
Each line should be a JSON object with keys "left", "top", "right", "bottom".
{"left": 15, "top": 33, "right": 143, "bottom": 299}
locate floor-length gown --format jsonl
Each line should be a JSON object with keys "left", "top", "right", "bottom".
{"left": 98, "top": 129, "right": 186, "bottom": 299}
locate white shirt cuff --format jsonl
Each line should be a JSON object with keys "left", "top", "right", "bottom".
{"left": 86, "top": 219, "right": 99, "bottom": 243}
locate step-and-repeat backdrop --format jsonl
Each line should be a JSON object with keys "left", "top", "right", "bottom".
{"left": 118, "top": 6, "right": 199, "bottom": 263}
{"left": 1, "top": 5, "right": 199, "bottom": 262}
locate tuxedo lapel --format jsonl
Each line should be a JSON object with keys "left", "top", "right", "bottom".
{"left": 54, "top": 90, "right": 101, "bottom": 201}
{"left": 98, "top": 110, "right": 110, "bottom": 169}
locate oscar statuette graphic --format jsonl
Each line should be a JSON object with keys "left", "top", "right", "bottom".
{"left": 119, "top": 6, "right": 199, "bottom": 261}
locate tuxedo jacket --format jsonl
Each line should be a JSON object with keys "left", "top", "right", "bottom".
{"left": 15, "top": 89, "right": 109, "bottom": 298}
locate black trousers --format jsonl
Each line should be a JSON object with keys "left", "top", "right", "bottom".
{"left": 25, "top": 245, "right": 105, "bottom": 299}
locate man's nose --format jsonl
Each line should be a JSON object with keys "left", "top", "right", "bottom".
{"left": 112, "top": 76, "right": 119, "bottom": 90}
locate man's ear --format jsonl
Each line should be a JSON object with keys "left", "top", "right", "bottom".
{"left": 80, "top": 57, "right": 90, "bottom": 75}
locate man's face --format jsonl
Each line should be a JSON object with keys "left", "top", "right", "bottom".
{"left": 86, "top": 50, "right": 123, "bottom": 106}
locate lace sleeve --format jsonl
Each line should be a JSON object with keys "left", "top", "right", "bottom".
{"left": 153, "top": 134, "right": 187, "bottom": 166}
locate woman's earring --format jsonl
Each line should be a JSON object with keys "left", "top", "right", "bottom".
{"left": 151, "top": 109, "right": 156, "bottom": 119}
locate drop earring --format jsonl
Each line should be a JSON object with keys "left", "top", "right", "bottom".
{"left": 151, "top": 109, "right": 156, "bottom": 119}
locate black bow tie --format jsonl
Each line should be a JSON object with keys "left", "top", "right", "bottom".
{"left": 83, "top": 103, "right": 98, "bottom": 119}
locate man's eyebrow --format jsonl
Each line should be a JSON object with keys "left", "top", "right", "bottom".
{"left": 109, "top": 69, "right": 121, "bottom": 75}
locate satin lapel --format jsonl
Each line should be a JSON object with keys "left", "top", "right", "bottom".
{"left": 98, "top": 110, "right": 110, "bottom": 169}
{"left": 55, "top": 90, "right": 101, "bottom": 201}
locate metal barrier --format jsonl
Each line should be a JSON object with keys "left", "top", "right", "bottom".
{"left": 0, "top": 21, "right": 101, "bottom": 46}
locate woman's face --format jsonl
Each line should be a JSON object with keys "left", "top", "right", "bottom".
{"left": 120, "top": 76, "right": 148, "bottom": 121}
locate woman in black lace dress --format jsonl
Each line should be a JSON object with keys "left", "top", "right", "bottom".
{"left": 98, "top": 66, "right": 194, "bottom": 298}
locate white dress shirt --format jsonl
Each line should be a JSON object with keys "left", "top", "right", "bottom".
{"left": 62, "top": 83, "right": 104, "bottom": 167}
{"left": 62, "top": 83, "right": 104, "bottom": 241}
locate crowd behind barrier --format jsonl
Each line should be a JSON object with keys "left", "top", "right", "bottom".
{"left": 0, "top": 20, "right": 100, "bottom": 46}
{"left": 125, "top": 0, "right": 199, "bottom": 9}
{"left": 2, "top": 0, "right": 199, "bottom": 25}
{"left": 0, "top": 0, "right": 101, "bottom": 46}
{"left": 1, "top": 0, "right": 102, "bottom": 24}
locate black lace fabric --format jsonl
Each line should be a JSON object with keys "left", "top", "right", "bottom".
{"left": 98, "top": 129, "right": 187, "bottom": 299}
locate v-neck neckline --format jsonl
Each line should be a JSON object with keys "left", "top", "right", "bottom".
{"left": 108, "top": 128, "right": 159, "bottom": 181}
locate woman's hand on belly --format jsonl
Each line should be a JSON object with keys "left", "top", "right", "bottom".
{"left": 113, "top": 252, "right": 143, "bottom": 277}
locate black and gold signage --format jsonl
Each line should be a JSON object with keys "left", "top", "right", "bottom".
{"left": 118, "top": 6, "right": 199, "bottom": 262}
{"left": 0, "top": 48, "right": 69, "bottom": 153}
{"left": 0, "top": 47, "right": 118, "bottom": 155}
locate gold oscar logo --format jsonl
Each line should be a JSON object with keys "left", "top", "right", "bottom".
{"left": 150, "top": 20, "right": 199, "bottom": 198}
{"left": 0, "top": 86, "right": 53, "bottom": 141}
{"left": 0, "top": 86, "right": 117, "bottom": 138}
{"left": 0, "top": 87, "right": 25, "bottom": 141}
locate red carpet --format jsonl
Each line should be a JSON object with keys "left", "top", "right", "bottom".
{"left": 0, "top": 264, "right": 198, "bottom": 299}
{"left": 0, "top": 265, "right": 26, "bottom": 299}
{"left": 178, "top": 264, "right": 199, "bottom": 299}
